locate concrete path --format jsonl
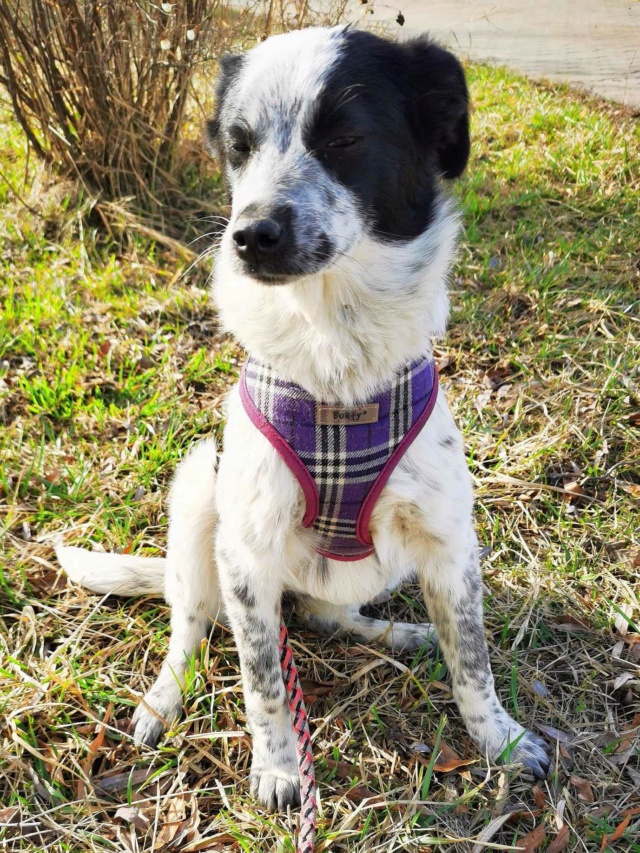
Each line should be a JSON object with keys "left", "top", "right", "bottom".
{"left": 353, "top": 0, "right": 640, "bottom": 108}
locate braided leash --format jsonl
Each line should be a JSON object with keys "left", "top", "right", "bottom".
{"left": 279, "top": 622, "right": 316, "bottom": 853}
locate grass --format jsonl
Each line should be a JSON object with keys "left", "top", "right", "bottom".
{"left": 1, "top": 62, "right": 639, "bottom": 853}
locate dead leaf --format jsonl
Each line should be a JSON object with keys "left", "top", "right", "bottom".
{"left": 324, "top": 758, "right": 355, "bottom": 780}
{"left": 601, "top": 813, "right": 632, "bottom": 850}
{"left": 536, "top": 724, "right": 574, "bottom": 744}
{"left": 435, "top": 355, "right": 453, "bottom": 372}
{"left": 532, "top": 679, "right": 550, "bottom": 698}
{"left": 496, "top": 383, "right": 513, "bottom": 400}
{"left": 614, "top": 603, "right": 635, "bottom": 636}
{"left": 78, "top": 703, "right": 113, "bottom": 799}
{"left": 547, "top": 825, "right": 570, "bottom": 853}
{"left": 612, "top": 672, "right": 634, "bottom": 691}
{"left": 493, "top": 772, "right": 509, "bottom": 816}
{"left": 93, "top": 767, "right": 153, "bottom": 794}
{"left": 472, "top": 812, "right": 517, "bottom": 852}
{"left": 620, "top": 482, "right": 640, "bottom": 502}
{"left": 335, "top": 644, "right": 370, "bottom": 657}
{"left": 0, "top": 807, "right": 59, "bottom": 844}
{"left": 182, "top": 838, "right": 239, "bottom": 853}
{"left": 411, "top": 742, "right": 432, "bottom": 755}
{"left": 569, "top": 775, "right": 594, "bottom": 803}
{"left": 476, "top": 388, "right": 492, "bottom": 411}
{"left": 614, "top": 711, "right": 640, "bottom": 758}
{"left": 133, "top": 485, "right": 146, "bottom": 501}
{"left": 114, "top": 805, "right": 151, "bottom": 832}
{"left": 627, "top": 765, "right": 640, "bottom": 786}
{"left": 433, "top": 739, "right": 460, "bottom": 763}
{"left": 154, "top": 794, "right": 200, "bottom": 851}
{"left": 415, "top": 738, "right": 474, "bottom": 773}
{"left": 428, "top": 680, "right": 453, "bottom": 696}
{"left": 532, "top": 784, "right": 547, "bottom": 809}
{"left": 506, "top": 809, "right": 542, "bottom": 822}
{"left": 629, "top": 411, "right": 640, "bottom": 426}
{"left": 342, "top": 785, "right": 384, "bottom": 805}
{"left": 562, "top": 479, "right": 585, "bottom": 500}
{"left": 98, "top": 340, "right": 111, "bottom": 357}
{"left": 0, "top": 807, "right": 21, "bottom": 826}
{"left": 299, "top": 678, "right": 335, "bottom": 704}
{"left": 517, "top": 823, "right": 546, "bottom": 853}
{"left": 551, "top": 615, "right": 591, "bottom": 634}
{"left": 433, "top": 756, "right": 475, "bottom": 773}
{"left": 135, "top": 355, "right": 156, "bottom": 372}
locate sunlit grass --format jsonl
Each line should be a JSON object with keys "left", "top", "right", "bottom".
{"left": 1, "top": 64, "right": 639, "bottom": 852}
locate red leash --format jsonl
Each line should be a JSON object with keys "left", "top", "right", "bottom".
{"left": 279, "top": 622, "right": 316, "bottom": 853}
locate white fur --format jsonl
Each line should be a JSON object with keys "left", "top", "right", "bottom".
{"left": 57, "top": 26, "right": 550, "bottom": 812}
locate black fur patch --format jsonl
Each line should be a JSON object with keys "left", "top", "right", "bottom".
{"left": 303, "top": 30, "right": 470, "bottom": 241}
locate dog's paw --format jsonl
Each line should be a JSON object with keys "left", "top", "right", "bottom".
{"left": 388, "top": 621, "right": 437, "bottom": 652}
{"left": 132, "top": 695, "right": 182, "bottom": 748}
{"left": 506, "top": 729, "right": 551, "bottom": 779}
{"left": 472, "top": 712, "right": 551, "bottom": 779}
{"left": 250, "top": 765, "right": 301, "bottom": 811}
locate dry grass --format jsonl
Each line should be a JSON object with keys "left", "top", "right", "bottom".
{"left": 1, "top": 62, "right": 639, "bottom": 852}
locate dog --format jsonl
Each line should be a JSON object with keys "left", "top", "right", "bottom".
{"left": 57, "top": 25, "right": 550, "bottom": 811}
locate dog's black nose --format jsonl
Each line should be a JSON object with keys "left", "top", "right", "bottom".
{"left": 232, "top": 216, "right": 284, "bottom": 263}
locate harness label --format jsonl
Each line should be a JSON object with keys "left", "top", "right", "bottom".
{"left": 316, "top": 403, "right": 380, "bottom": 425}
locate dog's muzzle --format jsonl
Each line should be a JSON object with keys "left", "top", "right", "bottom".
{"left": 231, "top": 204, "right": 294, "bottom": 280}
{"left": 229, "top": 201, "right": 336, "bottom": 283}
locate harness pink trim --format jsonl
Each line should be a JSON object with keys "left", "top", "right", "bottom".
{"left": 356, "top": 375, "right": 438, "bottom": 548}
{"left": 240, "top": 366, "right": 439, "bottom": 561}
{"left": 240, "top": 372, "right": 318, "bottom": 527}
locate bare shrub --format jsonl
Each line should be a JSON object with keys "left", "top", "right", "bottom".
{"left": 0, "top": 0, "right": 347, "bottom": 213}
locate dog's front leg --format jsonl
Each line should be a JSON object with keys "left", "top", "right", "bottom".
{"left": 216, "top": 533, "right": 300, "bottom": 810}
{"left": 418, "top": 535, "right": 550, "bottom": 777}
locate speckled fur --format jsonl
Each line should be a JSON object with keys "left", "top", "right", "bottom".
{"left": 57, "top": 25, "right": 550, "bottom": 813}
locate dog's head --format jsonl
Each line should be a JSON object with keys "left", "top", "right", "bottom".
{"left": 207, "top": 26, "right": 469, "bottom": 284}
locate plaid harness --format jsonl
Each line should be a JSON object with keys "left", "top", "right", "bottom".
{"left": 240, "top": 355, "right": 438, "bottom": 561}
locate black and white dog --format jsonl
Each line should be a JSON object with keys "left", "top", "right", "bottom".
{"left": 58, "top": 25, "right": 550, "bottom": 811}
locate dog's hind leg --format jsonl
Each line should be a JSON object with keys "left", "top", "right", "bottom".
{"left": 132, "top": 439, "right": 225, "bottom": 747}
{"left": 295, "top": 597, "right": 436, "bottom": 652}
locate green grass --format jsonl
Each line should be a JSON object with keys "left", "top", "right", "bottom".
{"left": 1, "top": 63, "right": 639, "bottom": 852}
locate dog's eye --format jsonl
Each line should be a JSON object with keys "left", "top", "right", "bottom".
{"left": 325, "top": 136, "right": 360, "bottom": 149}
{"left": 227, "top": 138, "right": 252, "bottom": 167}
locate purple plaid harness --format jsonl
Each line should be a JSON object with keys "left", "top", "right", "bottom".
{"left": 240, "top": 355, "right": 438, "bottom": 561}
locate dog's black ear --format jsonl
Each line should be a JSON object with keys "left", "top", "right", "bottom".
{"left": 205, "top": 53, "right": 244, "bottom": 154}
{"left": 404, "top": 38, "right": 470, "bottom": 179}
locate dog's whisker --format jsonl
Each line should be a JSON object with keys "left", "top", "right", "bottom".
{"left": 186, "top": 231, "right": 224, "bottom": 248}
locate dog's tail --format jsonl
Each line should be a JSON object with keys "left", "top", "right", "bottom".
{"left": 56, "top": 545, "right": 166, "bottom": 596}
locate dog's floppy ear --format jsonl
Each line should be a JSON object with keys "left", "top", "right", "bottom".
{"left": 404, "top": 38, "right": 470, "bottom": 179}
{"left": 205, "top": 53, "right": 244, "bottom": 155}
